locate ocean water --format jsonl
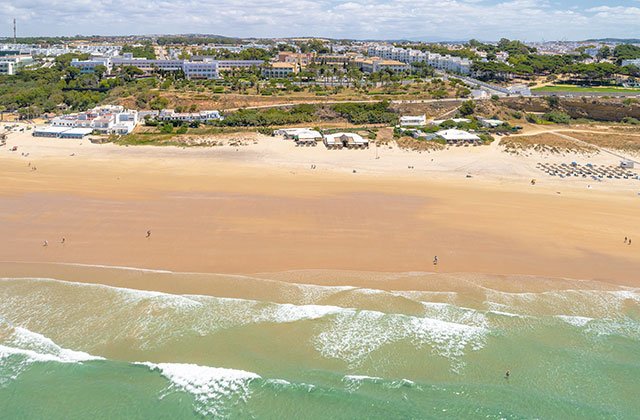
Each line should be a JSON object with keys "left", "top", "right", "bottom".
{"left": 0, "top": 272, "right": 639, "bottom": 419}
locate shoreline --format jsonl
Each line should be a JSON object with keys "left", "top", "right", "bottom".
{"left": 0, "top": 261, "right": 630, "bottom": 302}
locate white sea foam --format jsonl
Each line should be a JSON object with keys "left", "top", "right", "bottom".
{"left": 421, "top": 302, "right": 489, "bottom": 329}
{"left": 313, "top": 309, "right": 487, "bottom": 370}
{"left": 556, "top": 315, "right": 593, "bottom": 327}
{"left": 262, "top": 303, "right": 345, "bottom": 323}
{"left": 342, "top": 374, "right": 383, "bottom": 391}
{"left": 485, "top": 288, "right": 640, "bottom": 319}
{"left": 1, "top": 324, "right": 103, "bottom": 364}
{"left": 0, "top": 324, "right": 103, "bottom": 387}
{"left": 284, "top": 283, "right": 355, "bottom": 305}
{"left": 141, "top": 362, "right": 261, "bottom": 418}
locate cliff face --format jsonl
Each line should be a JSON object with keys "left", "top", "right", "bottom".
{"left": 502, "top": 97, "right": 640, "bottom": 122}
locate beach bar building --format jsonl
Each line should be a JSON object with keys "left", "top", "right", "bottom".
{"left": 33, "top": 126, "right": 73, "bottom": 138}
{"left": 323, "top": 132, "right": 369, "bottom": 149}
{"left": 58, "top": 128, "right": 94, "bottom": 139}
{"left": 435, "top": 129, "right": 481, "bottom": 145}
{"left": 274, "top": 128, "right": 313, "bottom": 139}
{"left": 293, "top": 129, "right": 322, "bottom": 146}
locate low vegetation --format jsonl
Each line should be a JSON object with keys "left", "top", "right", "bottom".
{"left": 501, "top": 134, "right": 598, "bottom": 155}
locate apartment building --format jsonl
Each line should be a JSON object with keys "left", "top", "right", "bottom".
{"left": 73, "top": 53, "right": 265, "bottom": 79}
{"left": 367, "top": 45, "right": 472, "bottom": 75}
{"left": 71, "top": 57, "right": 112, "bottom": 74}
{"left": 182, "top": 60, "right": 219, "bottom": 79}
{"left": 157, "top": 109, "right": 223, "bottom": 122}
{"left": 314, "top": 53, "right": 359, "bottom": 66}
{"left": 277, "top": 52, "right": 315, "bottom": 67}
{"left": 355, "top": 57, "right": 410, "bottom": 73}
{"left": 214, "top": 60, "right": 264, "bottom": 72}
{"left": 261, "top": 62, "right": 298, "bottom": 78}
{"left": 621, "top": 59, "right": 640, "bottom": 68}
{"left": 0, "top": 54, "right": 34, "bottom": 75}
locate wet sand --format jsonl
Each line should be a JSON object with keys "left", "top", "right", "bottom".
{"left": 1, "top": 130, "right": 639, "bottom": 288}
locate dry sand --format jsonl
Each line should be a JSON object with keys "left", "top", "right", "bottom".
{"left": 1, "top": 125, "right": 639, "bottom": 289}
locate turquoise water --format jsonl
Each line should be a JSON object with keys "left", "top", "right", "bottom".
{"left": 1, "top": 274, "right": 639, "bottom": 419}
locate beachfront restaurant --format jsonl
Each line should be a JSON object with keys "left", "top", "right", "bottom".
{"left": 293, "top": 130, "right": 322, "bottom": 146}
{"left": 58, "top": 128, "right": 94, "bottom": 139}
{"left": 435, "top": 129, "right": 481, "bottom": 145}
{"left": 273, "top": 128, "right": 312, "bottom": 139}
{"left": 323, "top": 132, "right": 369, "bottom": 149}
{"left": 32, "top": 126, "right": 73, "bottom": 138}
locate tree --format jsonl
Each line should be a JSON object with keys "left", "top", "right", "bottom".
{"left": 545, "top": 96, "right": 560, "bottom": 109}
{"left": 459, "top": 100, "right": 476, "bottom": 116}
{"left": 596, "top": 46, "right": 611, "bottom": 61}
{"left": 64, "top": 66, "right": 81, "bottom": 82}
{"left": 613, "top": 44, "right": 640, "bottom": 64}
{"left": 149, "top": 96, "right": 169, "bottom": 110}
{"left": 93, "top": 65, "right": 108, "bottom": 80}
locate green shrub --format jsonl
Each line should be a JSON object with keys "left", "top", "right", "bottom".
{"left": 331, "top": 101, "right": 397, "bottom": 124}
{"left": 543, "top": 111, "right": 571, "bottom": 124}
{"left": 622, "top": 117, "right": 640, "bottom": 125}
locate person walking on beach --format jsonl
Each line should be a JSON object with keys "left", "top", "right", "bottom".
{"left": 625, "top": 237, "right": 628, "bottom": 244}
{"left": 146, "top": 230, "right": 152, "bottom": 238}
{"left": 629, "top": 239, "right": 632, "bottom": 246}
{"left": 61, "top": 237, "right": 65, "bottom": 245}
{"left": 42, "top": 240, "right": 48, "bottom": 247}
{"left": 433, "top": 256, "right": 438, "bottom": 266}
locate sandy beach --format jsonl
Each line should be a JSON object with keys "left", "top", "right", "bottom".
{"left": 1, "top": 125, "right": 639, "bottom": 288}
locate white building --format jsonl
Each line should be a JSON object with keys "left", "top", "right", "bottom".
{"left": 70, "top": 53, "right": 266, "bottom": 80}
{"left": 182, "top": 60, "right": 219, "bottom": 80}
{"left": 71, "top": 57, "right": 112, "bottom": 74}
{"left": 478, "top": 118, "right": 504, "bottom": 128}
{"left": 471, "top": 89, "right": 489, "bottom": 99}
{"left": 0, "top": 54, "right": 34, "bottom": 75}
{"left": 261, "top": 62, "right": 297, "bottom": 78}
{"left": 323, "top": 132, "right": 369, "bottom": 149}
{"left": 367, "top": 45, "right": 472, "bottom": 75}
{"left": 621, "top": 59, "right": 640, "bottom": 68}
{"left": 400, "top": 115, "right": 427, "bottom": 127}
{"left": 0, "top": 61, "right": 15, "bottom": 75}
{"left": 293, "top": 129, "right": 322, "bottom": 145}
{"left": 355, "top": 58, "right": 410, "bottom": 73}
{"left": 50, "top": 105, "right": 139, "bottom": 134}
{"left": 274, "top": 128, "right": 313, "bottom": 138}
{"left": 157, "top": 109, "right": 223, "bottom": 122}
{"left": 436, "top": 129, "right": 481, "bottom": 144}
{"left": 214, "top": 60, "right": 264, "bottom": 72}
{"left": 507, "top": 85, "right": 532, "bottom": 97}
{"left": 429, "top": 118, "right": 471, "bottom": 126}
